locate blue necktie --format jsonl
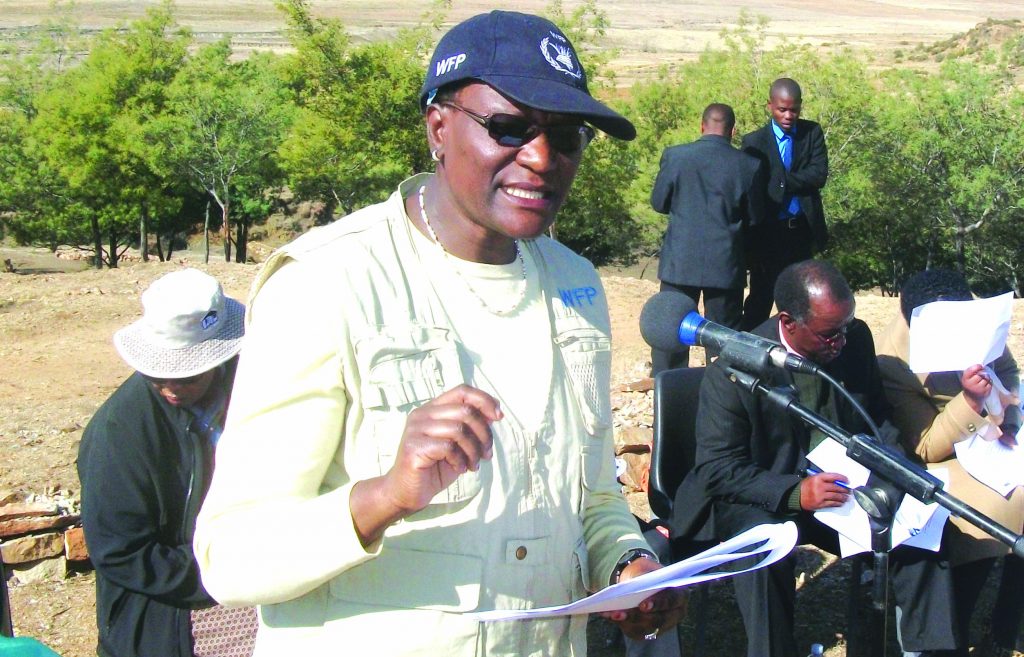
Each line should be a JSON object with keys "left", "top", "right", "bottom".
{"left": 780, "top": 134, "right": 801, "bottom": 217}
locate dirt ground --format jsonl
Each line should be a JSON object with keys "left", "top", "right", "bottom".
{"left": 3, "top": 245, "right": 1023, "bottom": 656}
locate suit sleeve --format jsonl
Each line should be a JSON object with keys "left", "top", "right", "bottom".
{"left": 786, "top": 124, "right": 829, "bottom": 195}
{"left": 693, "top": 362, "right": 800, "bottom": 513}
{"left": 650, "top": 149, "right": 674, "bottom": 214}
{"left": 80, "top": 418, "right": 214, "bottom": 608}
{"left": 743, "top": 159, "right": 768, "bottom": 228}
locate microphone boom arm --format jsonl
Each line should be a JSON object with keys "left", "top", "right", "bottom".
{"left": 725, "top": 367, "right": 1024, "bottom": 558}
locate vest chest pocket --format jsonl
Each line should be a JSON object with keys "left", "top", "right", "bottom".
{"left": 354, "top": 326, "right": 480, "bottom": 505}
{"left": 554, "top": 326, "right": 613, "bottom": 436}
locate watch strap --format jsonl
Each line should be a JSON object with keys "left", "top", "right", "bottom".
{"left": 610, "top": 548, "right": 659, "bottom": 585}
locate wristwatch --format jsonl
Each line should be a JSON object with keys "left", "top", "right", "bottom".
{"left": 610, "top": 548, "right": 659, "bottom": 585}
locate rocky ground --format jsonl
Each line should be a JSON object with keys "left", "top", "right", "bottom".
{"left": 1, "top": 245, "right": 1022, "bottom": 656}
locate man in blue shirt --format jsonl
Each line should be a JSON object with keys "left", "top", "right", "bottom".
{"left": 740, "top": 78, "right": 829, "bottom": 330}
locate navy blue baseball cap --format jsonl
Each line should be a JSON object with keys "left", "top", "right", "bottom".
{"left": 420, "top": 11, "right": 636, "bottom": 141}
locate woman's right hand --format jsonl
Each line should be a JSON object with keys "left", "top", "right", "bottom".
{"left": 384, "top": 384, "right": 501, "bottom": 512}
{"left": 350, "top": 385, "right": 501, "bottom": 545}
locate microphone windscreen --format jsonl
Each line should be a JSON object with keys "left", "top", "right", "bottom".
{"left": 639, "top": 291, "right": 698, "bottom": 352}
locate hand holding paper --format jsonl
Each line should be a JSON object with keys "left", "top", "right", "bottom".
{"left": 465, "top": 522, "right": 799, "bottom": 622}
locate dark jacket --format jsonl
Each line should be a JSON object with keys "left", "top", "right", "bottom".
{"left": 78, "top": 360, "right": 236, "bottom": 657}
{"left": 741, "top": 119, "right": 829, "bottom": 252}
{"left": 671, "top": 317, "right": 892, "bottom": 540}
{"left": 651, "top": 134, "right": 765, "bottom": 290}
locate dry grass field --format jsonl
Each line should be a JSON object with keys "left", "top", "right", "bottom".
{"left": 3, "top": 0, "right": 1024, "bottom": 77}
{"left": 3, "top": 1, "right": 1024, "bottom": 655}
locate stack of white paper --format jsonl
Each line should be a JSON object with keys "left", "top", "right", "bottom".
{"left": 465, "top": 521, "right": 798, "bottom": 621}
{"left": 955, "top": 431, "right": 1024, "bottom": 497}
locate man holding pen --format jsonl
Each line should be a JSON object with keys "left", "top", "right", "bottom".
{"left": 671, "top": 260, "right": 958, "bottom": 657}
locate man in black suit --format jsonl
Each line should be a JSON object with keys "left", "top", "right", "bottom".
{"left": 671, "top": 260, "right": 958, "bottom": 657}
{"left": 740, "top": 78, "right": 829, "bottom": 330}
{"left": 649, "top": 103, "right": 764, "bottom": 373}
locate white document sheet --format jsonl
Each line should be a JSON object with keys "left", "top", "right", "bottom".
{"left": 465, "top": 522, "right": 798, "bottom": 621}
{"left": 808, "top": 438, "right": 950, "bottom": 557}
{"left": 908, "top": 292, "right": 1013, "bottom": 374}
{"left": 955, "top": 431, "right": 1024, "bottom": 497}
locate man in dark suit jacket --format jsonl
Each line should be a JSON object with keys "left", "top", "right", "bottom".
{"left": 671, "top": 260, "right": 958, "bottom": 657}
{"left": 650, "top": 103, "right": 764, "bottom": 373}
{"left": 740, "top": 78, "right": 829, "bottom": 331}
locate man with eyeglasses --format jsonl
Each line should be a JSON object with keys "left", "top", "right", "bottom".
{"left": 672, "top": 259, "right": 959, "bottom": 657}
{"left": 193, "top": 10, "right": 684, "bottom": 657}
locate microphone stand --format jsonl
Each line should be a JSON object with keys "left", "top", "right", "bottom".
{"left": 725, "top": 367, "right": 1024, "bottom": 657}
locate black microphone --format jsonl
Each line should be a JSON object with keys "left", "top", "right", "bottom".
{"left": 639, "top": 291, "right": 821, "bottom": 375}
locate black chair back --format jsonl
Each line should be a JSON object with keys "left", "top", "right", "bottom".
{"left": 649, "top": 367, "right": 705, "bottom": 520}
{"left": 648, "top": 367, "right": 709, "bottom": 655}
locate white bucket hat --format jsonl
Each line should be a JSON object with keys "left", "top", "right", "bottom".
{"left": 113, "top": 269, "right": 245, "bottom": 379}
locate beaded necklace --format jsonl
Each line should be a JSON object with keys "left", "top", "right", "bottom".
{"left": 417, "top": 185, "right": 528, "bottom": 316}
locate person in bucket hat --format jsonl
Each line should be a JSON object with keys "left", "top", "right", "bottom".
{"left": 78, "top": 269, "right": 255, "bottom": 657}
{"left": 194, "top": 10, "right": 684, "bottom": 657}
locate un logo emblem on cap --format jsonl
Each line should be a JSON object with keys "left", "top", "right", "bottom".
{"left": 540, "top": 32, "right": 582, "bottom": 80}
{"left": 201, "top": 310, "right": 219, "bottom": 330}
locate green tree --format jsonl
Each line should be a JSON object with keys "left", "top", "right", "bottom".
{"left": 856, "top": 61, "right": 1024, "bottom": 293}
{"left": 0, "top": 1, "right": 85, "bottom": 248}
{"left": 275, "top": 0, "right": 428, "bottom": 220}
{"left": 28, "top": 2, "right": 190, "bottom": 267}
{"left": 150, "top": 43, "right": 294, "bottom": 262}
{"left": 541, "top": 0, "right": 645, "bottom": 265}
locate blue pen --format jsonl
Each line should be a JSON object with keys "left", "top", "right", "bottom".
{"left": 804, "top": 466, "right": 852, "bottom": 490}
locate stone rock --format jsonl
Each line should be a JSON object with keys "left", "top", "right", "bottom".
{"left": 617, "top": 378, "right": 654, "bottom": 393}
{"left": 7, "top": 556, "right": 67, "bottom": 584}
{"left": 1, "top": 531, "right": 65, "bottom": 564}
{"left": 0, "top": 514, "right": 77, "bottom": 539}
{"left": 64, "top": 526, "right": 89, "bottom": 561}
{"left": 614, "top": 425, "right": 653, "bottom": 455}
{"left": 620, "top": 451, "right": 651, "bottom": 493}
{"left": 0, "top": 500, "right": 59, "bottom": 522}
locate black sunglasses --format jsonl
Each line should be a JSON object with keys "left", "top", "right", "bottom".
{"left": 438, "top": 102, "right": 596, "bottom": 154}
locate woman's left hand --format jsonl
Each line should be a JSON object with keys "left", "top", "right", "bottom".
{"left": 598, "top": 558, "right": 687, "bottom": 640}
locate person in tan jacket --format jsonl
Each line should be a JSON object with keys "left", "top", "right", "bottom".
{"left": 877, "top": 268, "right": 1023, "bottom": 657}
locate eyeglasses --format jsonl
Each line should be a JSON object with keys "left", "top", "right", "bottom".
{"left": 438, "top": 102, "right": 595, "bottom": 154}
{"left": 806, "top": 322, "right": 850, "bottom": 347}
